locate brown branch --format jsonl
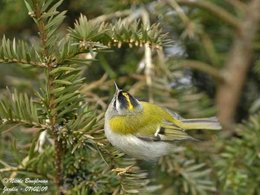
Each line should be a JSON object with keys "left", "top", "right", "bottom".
{"left": 53, "top": 136, "right": 63, "bottom": 193}
{"left": 47, "top": 66, "right": 63, "bottom": 193}
{"left": 180, "top": 60, "right": 224, "bottom": 82}
{"left": 175, "top": 0, "right": 241, "bottom": 30}
{"left": 32, "top": 0, "right": 49, "bottom": 57}
{"left": 216, "top": 0, "right": 260, "bottom": 130}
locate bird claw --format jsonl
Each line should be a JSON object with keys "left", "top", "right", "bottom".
{"left": 112, "top": 165, "right": 134, "bottom": 176}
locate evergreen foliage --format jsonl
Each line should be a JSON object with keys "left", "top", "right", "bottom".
{"left": 216, "top": 114, "right": 260, "bottom": 194}
{"left": 0, "top": 0, "right": 259, "bottom": 194}
{"left": 0, "top": 0, "right": 166, "bottom": 193}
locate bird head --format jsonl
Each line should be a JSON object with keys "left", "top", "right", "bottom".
{"left": 111, "top": 82, "right": 142, "bottom": 116}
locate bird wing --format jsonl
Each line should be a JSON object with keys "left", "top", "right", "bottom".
{"left": 136, "top": 120, "right": 196, "bottom": 142}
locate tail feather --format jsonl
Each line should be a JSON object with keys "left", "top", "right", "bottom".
{"left": 181, "top": 117, "right": 221, "bottom": 130}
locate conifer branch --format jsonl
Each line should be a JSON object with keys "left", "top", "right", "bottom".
{"left": 216, "top": 114, "right": 260, "bottom": 193}
{"left": 68, "top": 14, "right": 168, "bottom": 51}
{"left": 0, "top": 36, "right": 46, "bottom": 67}
{"left": 158, "top": 152, "right": 216, "bottom": 194}
{"left": 31, "top": 0, "right": 49, "bottom": 57}
{"left": 0, "top": 89, "right": 42, "bottom": 127}
{"left": 0, "top": 0, "right": 173, "bottom": 194}
{"left": 27, "top": 0, "right": 66, "bottom": 192}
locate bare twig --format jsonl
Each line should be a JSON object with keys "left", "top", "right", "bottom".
{"left": 142, "top": 9, "right": 154, "bottom": 102}
{"left": 200, "top": 33, "right": 220, "bottom": 66}
{"left": 166, "top": 0, "right": 198, "bottom": 39}
{"left": 168, "top": 0, "right": 190, "bottom": 25}
{"left": 91, "top": 10, "right": 132, "bottom": 23}
{"left": 180, "top": 60, "right": 224, "bottom": 82}
{"left": 80, "top": 74, "right": 108, "bottom": 92}
{"left": 85, "top": 92, "right": 108, "bottom": 110}
{"left": 0, "top": 167, "right": 18, "bottom": 173}
{"left": 174, "top": 0, "right": 241, "bottom": 30}
{"left": 226, "top": 0, "right": 247, "bottom": 12}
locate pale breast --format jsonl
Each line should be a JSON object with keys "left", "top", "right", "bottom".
{"left": 104, "top": 122, "right": 171, "bottom": 160}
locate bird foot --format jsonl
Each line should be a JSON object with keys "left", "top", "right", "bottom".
{"left": 112, "top": 165, "right": 134, "bottom": 176}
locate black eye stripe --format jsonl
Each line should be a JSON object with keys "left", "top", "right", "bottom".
{"left": 118, "top": 91, "right": 129, "bottom": 109}
{"left": 117, "top": 91, "right": 139, "bottom": 110}
{"left": 113, "top": 99, "right": 116, "bottom": 108}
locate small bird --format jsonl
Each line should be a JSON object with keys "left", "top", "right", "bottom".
{"left": 104, "top": 83, "right": 221, "bottom": 160}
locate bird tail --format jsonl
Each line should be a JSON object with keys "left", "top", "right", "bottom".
{"left": 180, "top": 117, "right": 221, "bottom": 130}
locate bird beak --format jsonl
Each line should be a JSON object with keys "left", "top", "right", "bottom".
{"left": 114, "top": 81, "right": 120, "bottom": 93}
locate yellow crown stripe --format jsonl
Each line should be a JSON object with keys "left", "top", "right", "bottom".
{"left": 122, "top": 92, "right": 133, "bottom": 110}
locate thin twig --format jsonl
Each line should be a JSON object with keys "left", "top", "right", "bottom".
{"left": 199, "top": 33, "right": 220, "bottom": 66}
{"left": 80, "top": 74, "right": 108, "bottom": 92}
{"left": 0, "top": 167, "right": 18, "bottom": 173}
{"left": 91, "top": 10, "right": 132, "bottom": 23}
{"left": 180, "top": 60, "right": 224, "bottom": 82}
{"left": 0, "top": 59, "right": 47, "bottom": 67}
{"left": 173, "top": 0, "right": 241, "bottom": 30}
{"left": 142, "top": 9, "right": 154, "bottom": 102}
{"left": 167, "top": 0, "right": 190, "bottom": 25}
{"left": 122, "top": 8, "right": 143, "bottom": 23}
{"left": 226, "top": 0, "right": 247, "bottom": 12}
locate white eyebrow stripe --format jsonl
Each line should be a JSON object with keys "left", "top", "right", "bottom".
{"left": 115, "top": 98, "right": 120, "bottom": 112}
